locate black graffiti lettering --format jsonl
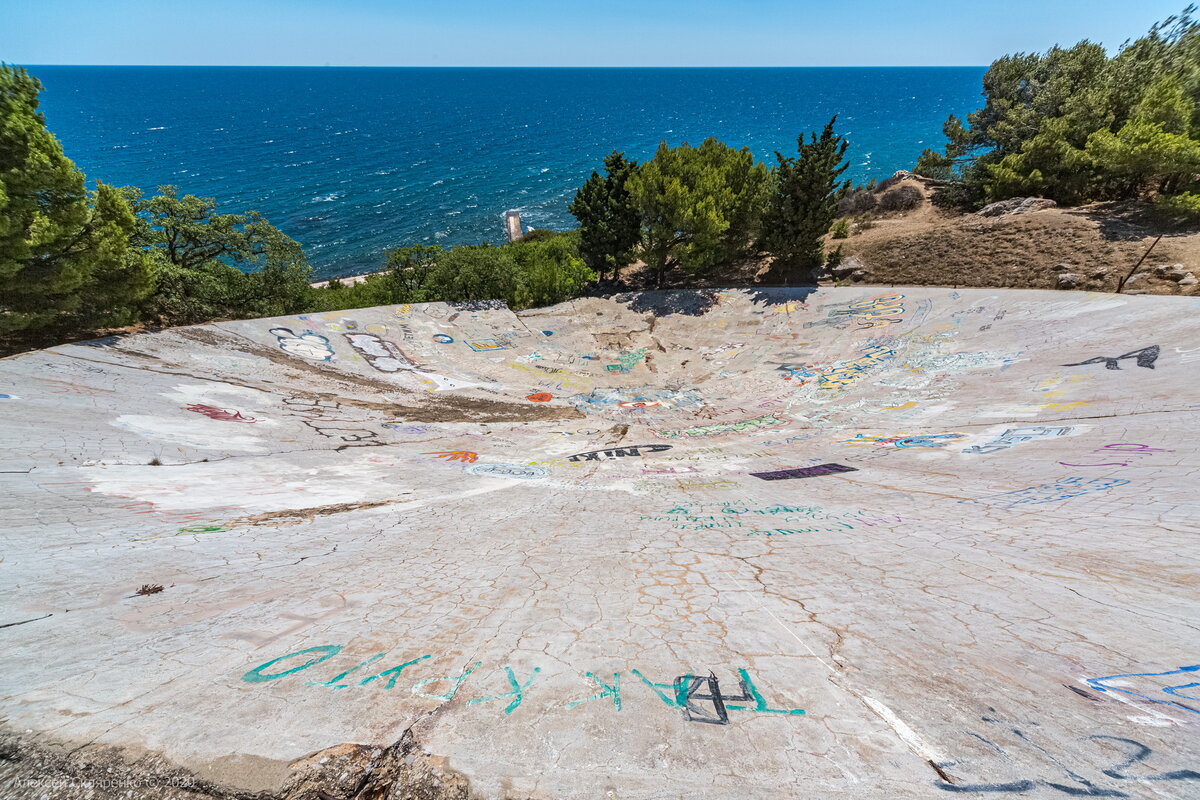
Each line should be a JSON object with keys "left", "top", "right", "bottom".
{"left": 1090, "top": 736, "right": 1200, "bottom": 782}
{"left": 751, "top": 463, "right": 857, "bottom": 481}
{"left": 567, "top": 445, "right": 672, "bottom": 462}
{"left": 1063, "top": 346, "right": 1159, "bottom": 371}
{"left": 673, "top": 674, "right": 752, "bottom": 725}
{"left": 934, "top": 779, "right": 1037, "bottom": 794}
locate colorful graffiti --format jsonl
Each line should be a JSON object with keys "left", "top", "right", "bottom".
{"left": 805, "top": 293, "right": 907, "bottom": 330}
{"left": 422, "top": 451, "right": 479, "bottom": 463}
{"left": 466, "top": 338, "right": 514, "bottom": 352}
{"left": 605, "top": 348, "right": 648, "bottom": 374}
{"left": 1085, "top": 664, "right": 1200, "bottom": 716}
{"left": 433, "top": 334, "right": 454, "bottom": 343}
{"left": 818, "top": 344, "right": 895, "bottom": 389}
{"left": 568, "top": 388, "right": 702, "bottom": 419}
{"left": 269, "top": 328, "right": 334, "bottom": 361}
{"left": 839, "top": 432, "right": 964, "bottom": 448}
{"left": 240, "top": 647, "right": 805, "bottom": 723}
{"left": 526, "top": 392, "right": 553, "bottom": 402}
{"left": 655, "top": 415, "right": 782, "bottom": 439}
{"left": 183, "top": 404, "right": 258, "bottom": 423}
{"left": 963, "top": 426, "right": 1073, "bottom": 455}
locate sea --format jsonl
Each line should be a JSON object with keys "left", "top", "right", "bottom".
{"left": 30, "top": 66, "right": 986, "bottom": 280}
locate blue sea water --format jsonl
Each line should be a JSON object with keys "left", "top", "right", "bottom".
{"left": 31, "top": 66, "right": 986, "bottom": 280}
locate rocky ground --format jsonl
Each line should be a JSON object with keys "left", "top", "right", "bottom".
{"left": 619, "top": 175, "right": 1200, "bottom": 296}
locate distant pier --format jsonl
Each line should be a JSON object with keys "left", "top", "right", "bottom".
{"left": 504, "top": 210, "right": 523, "bottom": 242}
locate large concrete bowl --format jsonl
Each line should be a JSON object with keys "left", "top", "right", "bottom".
{"left": 1, "top": 288, "right": 1196, "bottom": 799}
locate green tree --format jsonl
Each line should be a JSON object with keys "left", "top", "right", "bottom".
{"left": 568, "top": 151, "right": 640, "bottom": 281}
{"left": 380, "top": 243, "right": 442, "bottom": 303}
{"left": 130, "top": 186, "right": 313, "bottom": 325}
{"left": 508, "top": 232, "right": 594, "bottom": 309}
{"left": 627, "top": 138, "right": 770, "bottom": 288}
{"left": 919, "top": 9, "right": 1200, "bottom": 206}
{"left": 0, "top": 65, "right": 153, "bottom": 334}
{"left": 760, "top": 117, "right": 850, "bottom": 284}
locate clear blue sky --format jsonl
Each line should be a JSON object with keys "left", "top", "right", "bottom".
{"left": 3, "top": 0, "right": 1190, "bottom": 66}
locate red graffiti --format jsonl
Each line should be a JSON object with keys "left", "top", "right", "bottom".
{"left": 526, "top": 392, "right": 553, "bottom": 402}
{"left": 184, "top": 404, "right": 258, "bottom": 423}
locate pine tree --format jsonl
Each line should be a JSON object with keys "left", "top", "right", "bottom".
{"left": 761, "top": 117, "right": 850, "bottom": 284}
{"left": 0, "top": 64, "right": 153, "bottom": 334}
{"left": 568, "top": 151, "right": 640, "bottom": 281}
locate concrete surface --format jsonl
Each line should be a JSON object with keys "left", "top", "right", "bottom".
{"left": 0, "top": 287, "right": 1196, "bottom": 799}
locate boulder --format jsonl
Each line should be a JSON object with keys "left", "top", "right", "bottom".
{"left": 1090, "top": 268, "right": 1110, "bottom": 279}
{"left": 850, "top": 269, "right": 869, "bottom": 282}
{"left": 1123, "top": 272, "right": 1147, "bottom": 286}
{"left": 1179, "top": 273, "right": 1198, "bottom": 287}
{"left": 1050, "top": 263, "right": 1073, "bottom": 272}
{"left": 1056, "top": 273, "right": 1082, "bottom": 289}
{"left": 1153, "top": 263, "right": 1191, "bottom": 281}
{"left": 977, "top": 197, "right": 1058, "bottom": 217}
{"left": 830, "top": 256, "right": 864, "bottom": 279}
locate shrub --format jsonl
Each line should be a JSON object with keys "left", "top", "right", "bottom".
{"left": 838, "top": 189, "right": 877, "bottom": 216}
{"left": 1155, "top": 192, "right": 1200, "bottom": 221}
{"left": 878, "top": 185, "right": 924, "bottom": 212}
{"left": 516, "top": 228, "right": 559, "bottom": 243}
{"left": 829, "top": 218, "right": 851, "bottom": 239}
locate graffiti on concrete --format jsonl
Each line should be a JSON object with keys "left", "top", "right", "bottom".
{"left": 240, "top": 647, "right": 805, "bottom": 723}
{"left": 422, "top": 451, "right": 479, "bottom": 463}
{"left": 963, "top": 477, "right": 1129, "bottom": 509}
{"left": 466, "top": 338, "right": 514, "bottom": 352}
{"left": 1085, "top": 664, "right": 1200, "bottom": 716}
{"left": 465, "top": 463, "right": 550, "bottom": 479}
{"left": 805, "top": 293, "right": 907, "bottom": 330}
{"left": 269, "top": 328, "right": 334, "bottom": 361}
{"left": 1063, "top": 345, "right": 1159, "bottom": 371}
{"left": 605, "top": 348, "right": 648, "bottom": 374}
{"left": 818, "top": 344, "right": 896, "bottom": 389}
{"left": 568, "top": 388, "right": 703, "bottom": 419}
{"left": 931, "top": 710, "right": 1198, "bottom": 794}
{"left": 655, "top": 415, "right": 782, "bottom": 439}
{"left": 963, "top": 426, "right": 1073, "bottom": 455}
{"left": 281, "top": 395, "right": 381, "bottom": 449}
{"left": 567, "top": 445, "right": 672, "bottom": 462}
{"left": 751, "top": 463, "right": 858, "bottom": 481}
{"left": 343, "top": 333, "right": 416, "bottom": 372}
{"left": 526, "top": 392, "right": 553, "bottom": 402}
{"left": 183, "top": 404, "right": 258, "bottom": 423}
{"left": 1058, "top": 443, "right": 1173, "bottom": 468}
{"left": 840, "top": 432, "right": 964, "bottom": 448}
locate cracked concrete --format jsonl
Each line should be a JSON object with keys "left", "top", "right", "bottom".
{"left": 0, "top": 288, "right": 1197, "bottom": 799}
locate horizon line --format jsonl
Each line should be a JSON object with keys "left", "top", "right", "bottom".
{"left": 20, "top": 63, "right": 990, "bottom": 69}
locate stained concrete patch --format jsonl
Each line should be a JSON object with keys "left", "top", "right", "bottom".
{"left": 1, "top": 289, "right": 1197, "bottom": 799}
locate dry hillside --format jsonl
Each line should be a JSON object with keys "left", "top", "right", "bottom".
{"left": 619, "top": 175, "right": 1200, "bottom": 295}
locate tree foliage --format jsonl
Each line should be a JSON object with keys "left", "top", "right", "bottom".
{"left": 920, "top": 6, "right": 1200, "bottom": 206}
{"left": 627, "top": 138, "right": 770, "bottom": 288}
{"left": 760, "top": 117, "right": 850, "bottom": 283}
{"left": 0, "top": 64, "right": 153, "bottom": 334}
{"left": 568, "top": 151, "right": 640, "bottom": 280}
{"left": 130, "top": 186, "right": 314, "bottom": 326}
